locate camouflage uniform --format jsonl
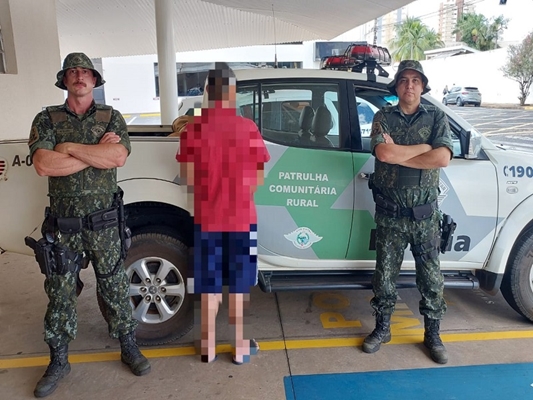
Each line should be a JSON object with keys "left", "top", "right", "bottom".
{"left": 29, "top": 102, "right": 136, "bottom": 348}
{"left": 369, "top": 103, "right": 454, "bottom": 320}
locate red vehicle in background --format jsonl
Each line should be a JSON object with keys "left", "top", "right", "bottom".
{"left": 321, "top": 42, "right": 391, "bottom": 77}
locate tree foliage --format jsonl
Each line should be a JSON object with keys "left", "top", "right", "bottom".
{"left": 501, "top": 32, "right": 533, "bottom": 105}
{"left": 453, "top": 12, "right": 508, "bottom": 51}
{"left": 388, "top": 17, "right": 444, "bottom": 61}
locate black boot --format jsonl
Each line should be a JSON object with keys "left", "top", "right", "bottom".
{"left": 34, "top": 345, "right": 71, "bottom": 398}
{"left": 362, "top": 313, "right": 391, "bottom": 353}
{"left": 119, "top": 332, "right": 151, "bottom": 376}
{"left": 423, "top": 316, "right": 448, "bottom": 364}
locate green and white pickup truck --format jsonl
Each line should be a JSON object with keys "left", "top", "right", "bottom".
{"left": 2, "top": 67, "right": 533, "bottom": 345}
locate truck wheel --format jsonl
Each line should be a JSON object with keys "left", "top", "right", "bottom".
{"left": 501, "top": 228, "right": 533, "bottom": 321}
{"left": 97, "top": 232, "right": 193, "bottom": 345}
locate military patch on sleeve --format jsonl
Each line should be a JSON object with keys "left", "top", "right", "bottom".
{"left": 28, "top": 126, "right": 39, "bottom": 146}
{"left": 371, "top": 121, "right": 383, "bottom": 137}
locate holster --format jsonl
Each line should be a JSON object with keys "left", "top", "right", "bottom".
{"left": 53, "top": 243, "right": 85, "bottom": 275}
{"left": 25, "top": 236, "right": 55, "bottom": 278}
{"left": 33, "top": 188, "right": 129, "bottom": 280}
{"left": 24, "top": 236, "right": 84, "bottom": 278}
{"left": 114, "top": 187, "right": 131, "bottom": 259}
{"left": 440, "top": 214, "right": 457, "bottom": 253}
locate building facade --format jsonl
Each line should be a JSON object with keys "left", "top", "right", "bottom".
{"left": 439, "top": 0, "right": 476, "bottom": 45}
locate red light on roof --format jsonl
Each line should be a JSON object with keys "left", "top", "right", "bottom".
{"left": 320, "top": 43, "right": 391, "bottom": 77}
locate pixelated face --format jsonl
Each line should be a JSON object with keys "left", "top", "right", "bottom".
{"left": 63, "top": 67, "right": 96, "bottom": 97}
{"left": 395, "top": 70, "right": 424, "bottom": 104}
{"left": 206, "top": 66, "right": 237, "bottom": 106}
{"left": 207, "top": 82, "right": 237, "bottom": 108}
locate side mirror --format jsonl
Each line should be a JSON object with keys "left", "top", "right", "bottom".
{"left": 464, "top": 130, "right": 482, "bottom": 159}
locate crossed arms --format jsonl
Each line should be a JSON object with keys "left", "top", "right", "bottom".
{"left": 33, "top": 132, "right": 128, "bottom": 177}
{"left": 374, "top": 133, "right": 451, "bottom": 169}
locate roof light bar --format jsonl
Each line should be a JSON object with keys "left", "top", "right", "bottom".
{"left": 320, "top": 42, "right": 391, "bottom": 78}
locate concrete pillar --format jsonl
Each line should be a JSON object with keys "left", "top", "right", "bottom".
{"left": 154, "top": 0, "right": 178, "bottom": 125}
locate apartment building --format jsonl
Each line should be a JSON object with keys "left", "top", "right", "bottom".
{"left": 439, "top": 0, "right": 476, "bottom": 44}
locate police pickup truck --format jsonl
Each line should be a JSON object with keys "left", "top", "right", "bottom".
{"left": 2, "top": 55, "right": 533, "bottom": 346}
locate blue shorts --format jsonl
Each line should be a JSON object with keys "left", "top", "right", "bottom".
{"left": 189, "top": 224, "right": 258, "bottom": 294}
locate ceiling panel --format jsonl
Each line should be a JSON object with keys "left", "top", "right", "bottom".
{"left": 55, "top": 0, "right": 413, "bottom": 57}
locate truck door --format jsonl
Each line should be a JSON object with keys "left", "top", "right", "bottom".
{"left": 0, "top": 141, "right": 48, "bottom": 255}
{"left": 346, "top": 85, "right": 499, "bottom": 266}
{"left": 237, "top": 80, "right": 355, "bottom": 265}
{"left": 345, "top": 86, "right": 382, "bottom": 262}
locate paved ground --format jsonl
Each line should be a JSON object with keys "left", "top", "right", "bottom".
{"left": 3, "top": 251, "right": 533, "bottom": 399}
{"left": 451, "top": 106, "right": 533, "bottom": 151}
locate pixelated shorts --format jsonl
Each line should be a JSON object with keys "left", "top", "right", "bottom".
{"left": 188, "top": 224, "right": 258, "bottom": 294}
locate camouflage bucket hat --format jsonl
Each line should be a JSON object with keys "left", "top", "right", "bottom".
{"left": 387, "top": 60, "right": 431, "bottom": 96}
{"left": 55, "top": 52, "right": 105, "bottom": 90}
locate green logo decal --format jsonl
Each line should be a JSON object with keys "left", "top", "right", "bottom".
{"left": 284, "top": 227, "right": 323, "bottom": 249}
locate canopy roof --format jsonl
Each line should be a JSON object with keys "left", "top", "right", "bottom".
{"left": 56, "top": 0, "right": 413, "bottom": 57}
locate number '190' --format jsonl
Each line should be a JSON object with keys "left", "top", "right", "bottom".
{"left": 503, "top": 165, "right": 533, "bottom": 178}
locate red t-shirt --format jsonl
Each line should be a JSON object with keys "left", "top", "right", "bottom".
{"left": 176, "top": 106, "right": 270, "bottom": 232}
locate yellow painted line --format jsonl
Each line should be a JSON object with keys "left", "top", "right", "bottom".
{"left": 122, "top": 113, "right": 161, "bottom": 118}
{"left": 3, "top": 330, "right": 533, "bottom": 370}
{"left": 285, "top": 338, "right": 361, "bottom": 349}
{"left": 484, "top": 122, "right": 533, "bottom": 136}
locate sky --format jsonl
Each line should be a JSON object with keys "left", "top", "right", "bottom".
{"left": 406, "top": 0, "right": 533, "bottom": 42}
{"left": 335, "top": 0, "right": 533, "bottom": 43}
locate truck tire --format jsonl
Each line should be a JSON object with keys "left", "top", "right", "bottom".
{"left": 501, "top": 228, "right": 533, "bottom": 321}
{"left": 97, "top": 231, "right": 193, "bottom": 345}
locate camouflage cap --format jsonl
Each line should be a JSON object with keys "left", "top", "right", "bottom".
{"left": 387, "top": 60, "right": 431, "bottom": 96}
{"left": 55, "top": 52, "right": 105, "bottom": 90}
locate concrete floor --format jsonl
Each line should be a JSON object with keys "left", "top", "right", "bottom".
{"left": 2, "top": 251, "right": 533, "bottom": 399}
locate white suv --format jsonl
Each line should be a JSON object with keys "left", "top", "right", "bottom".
{"left": 443, "top": 86, "right": 482, "bottom": 107}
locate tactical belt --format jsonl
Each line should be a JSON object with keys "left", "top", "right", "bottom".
{"left": 375, "top": 194, "right": 437, "bottom": 221}
{"left": 397, "top": 200, "right": 437, "bottom": 220}
{"left": 50, "top": 207, "right": 119, "bottom": 234}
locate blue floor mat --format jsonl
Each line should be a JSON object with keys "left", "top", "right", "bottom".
{"left": 284, "top": 363, "right": 533, "bottom": 400}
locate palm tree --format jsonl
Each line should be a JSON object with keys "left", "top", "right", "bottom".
{"left": 388, "top": 17, "right": 444, "bottom": 62}
{"left": 454, "top": 12, "right": 509, "bottom": 51}
{"left": 489, "top": 15, "right": 509, "bottom": 49}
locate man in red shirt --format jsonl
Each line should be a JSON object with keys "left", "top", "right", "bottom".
{"left": 177, "top": 62, "right": 270, "bottom": 364}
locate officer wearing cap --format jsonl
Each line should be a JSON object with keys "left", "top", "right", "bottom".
{"left": 362, "top": 60, "right": 454, "bottom": 364}
{"left": 28, "top": 52, "right": 150, "bottom": 398}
